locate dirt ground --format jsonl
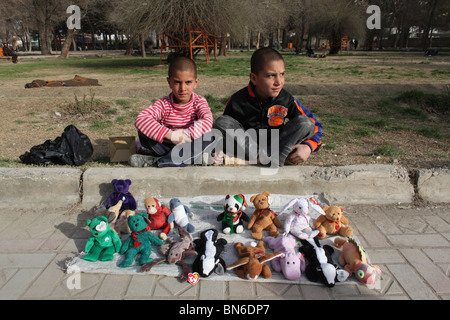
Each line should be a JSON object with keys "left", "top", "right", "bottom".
{"left": 0, "top": 51, "right": 448, "bottom": 170}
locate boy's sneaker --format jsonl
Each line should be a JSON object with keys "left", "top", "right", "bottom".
{"left": 128, "top": 154, "right": 158, "bottom": 167}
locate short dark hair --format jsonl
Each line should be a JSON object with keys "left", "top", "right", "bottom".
{"left": 251, "top": 47, "right": 284, "bottom": 74}
{"left": 168, "top": 56, "right": 198, "bottom": 78}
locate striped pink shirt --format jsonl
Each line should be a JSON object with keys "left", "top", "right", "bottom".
{"left": 135, "top": 92, "right": 213, "bottom": 143}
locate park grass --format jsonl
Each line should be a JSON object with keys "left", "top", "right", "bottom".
{"left": 1, "top": 51, "right": 449, "bottom": 168}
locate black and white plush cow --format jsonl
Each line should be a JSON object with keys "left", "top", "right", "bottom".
{"left": 192, "top": 229, "right": 228, "bottom": 277}
{"left": 299, "top": 237, "right": 349, "bottom": 287}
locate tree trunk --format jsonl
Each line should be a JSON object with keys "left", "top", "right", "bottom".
{"left": 125, "top": 34, "right": 139, "bottom": 55}
{"left": 140, "top": 34, "right": 146, "bottom": 58}
{"left": 39, "top": 24, "right": 52, "bottom": 55}
{"left": 423, "top": 0, "right": 438, "bottom": 50}
{"left": 61, "top": 29, "right": 75, "bottom": 59}
{"left": 329, "top": 31, "right": 341, "bottom": 55}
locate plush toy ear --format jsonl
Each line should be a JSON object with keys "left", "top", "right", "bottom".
{"left": 225, "top": 194, "right": 230, "bottom": 200}
{"left": 125, "top": 179, "right": 131, "bottom": 186}
{"left": 111, "top": 179, "right": 117, "bottom": 184}
{"left": 279, "top": 198, "right": 298, "bottom": 215}
{"left": 238, "top": 194, "right": 247, "bottom": 209}
{"left": 259, "top": 251, "right": 283, "bottom": 264}
{"left": 340, "top": 207, "right": 344, "bottom": 213}
{"left": 226, "top": 257, "right": 250, "bottom": 270}
{"left": 250, "top": 195, "right": 256, "bottom": 203}
{"left": 86, "top": 219, "right": 92, "bottom": 227}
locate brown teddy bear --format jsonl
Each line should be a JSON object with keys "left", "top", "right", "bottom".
{"left": 313, "top": 205, "right": 353, "bottom": 239}
{"left": 247, "top": 191, "right": 282, "bottom": 240}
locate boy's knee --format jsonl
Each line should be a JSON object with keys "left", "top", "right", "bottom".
{"left": 293, "top": 115, "right": 315, "bottom": 137}
{"left": 213, "top": 115, "right": 242, "bottom": 131}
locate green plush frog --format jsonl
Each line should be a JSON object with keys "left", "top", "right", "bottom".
{"left": 84, "top": 216, "right": 122, "bottom": 262}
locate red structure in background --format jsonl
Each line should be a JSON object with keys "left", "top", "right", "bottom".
{"left": 160, "top": 23, "right": 219, "bottom": 64}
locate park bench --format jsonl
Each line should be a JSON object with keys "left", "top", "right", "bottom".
{"left": 0, "top": 48, "right": 12, "bottom": 60}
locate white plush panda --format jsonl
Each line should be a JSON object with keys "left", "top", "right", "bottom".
{"left": 216, "top": 194, "right": 250, "bottom": 234}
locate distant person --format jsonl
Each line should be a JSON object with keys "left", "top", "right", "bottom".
{"left": 129, "top": 56, "right": 215, "bottom": 167}
{"left": 213, "top": 47, "right": 322, "bottom": 168}
{"left": 2, "top": 43, "right": 18, "bottom": 63}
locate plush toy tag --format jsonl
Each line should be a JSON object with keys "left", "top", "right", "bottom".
{"left": 95, "top": 221, "right": 107, "bottom": 232}
{"left": 187, "top": 272, "right": 200, "bottom": 285}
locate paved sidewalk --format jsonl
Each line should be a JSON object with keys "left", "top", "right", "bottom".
{"left": 0, "top": 203, "right": 449, "bottom": 300}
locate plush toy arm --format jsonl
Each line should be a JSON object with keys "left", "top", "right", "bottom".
{"left": 161, "top": 205, "right": 171, "bottom": 217}
{"left": 340, "top": 215, "right": 349, "bottom": 225}
{"left": 111, "top": 231, "right": 122, "bottom": 252}
{"left": 84, "top": 237, "right": 94, "bottom": 253}
{"left": 273, "top": 215, "right": 282, "bottom": 228}
{"left": 217, "top": 212, "right": 224, "bottom": 221}
{"left": 247, "top": 214, "right": 257, "bottom": 230}
{"left": 119, "top": 237, "right": 131, "bottom": 254}
{"left": 148, "top": 233, "right": 165, "bottom": 246}
{"left": 167, "top": 213, "right": 174, "bottom": 224}
{"left": 241, "top": 212, "right": 250, "bottom": 222}
{"left": 313, "top": 215, "right": 326, "bottom": 228}
{"left": 184, "top": 205, "right": 193, "bottom": 218}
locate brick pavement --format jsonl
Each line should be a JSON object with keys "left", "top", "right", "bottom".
{"left": 0, "top": 204, "right": 449, "bottom": 300}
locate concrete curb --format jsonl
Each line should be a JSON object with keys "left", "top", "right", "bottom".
{"left": 1, "top": 164, "right": 448, "bottom": 209}
{"left": 81, "top": 164, "right": 414, "bottom": 208}
{"left": 4, "top": 164, "right": 449, "bottom": 209}
{"left": 0, "top": 167, "right": 81, "bottom": 208}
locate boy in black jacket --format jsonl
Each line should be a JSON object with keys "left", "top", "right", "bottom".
{"left": 213, "top": 47, "right": 322, "bottom": 167}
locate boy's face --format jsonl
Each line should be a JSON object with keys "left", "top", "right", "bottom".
{"left": 167, "top": 69, "right": 199, "bottom": 105}
{"left": 250, "top": 59, "right": 285, "bottom": 101}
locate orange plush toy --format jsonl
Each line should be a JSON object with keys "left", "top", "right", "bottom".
{"left": 144, "top": 197, "right": 173, "bottom": 240}
{"left": 226, "top": 241, "right": 283, "bottom": 280}
{"left": 313, "top": 205, "right": 353, "bottom": 239}
{"left": 247, "top": 191, "right": 282, "bottom": 240}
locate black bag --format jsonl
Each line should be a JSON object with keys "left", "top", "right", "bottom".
{"left": 19, "top": 125, "right": 93, "bottom": 166}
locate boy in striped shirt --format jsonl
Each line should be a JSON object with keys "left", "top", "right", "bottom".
{"left": 130, "top": 56, "right": 214, "bottom": 167}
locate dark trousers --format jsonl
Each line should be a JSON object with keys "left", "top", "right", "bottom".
{"left": 2, "top": 47, "right": 18, "bottom": 62}
{"left": 213, "top": 115, "right": 315, "bottom": 167}
{"left": 137, "top": 130, "right": 217, "bottom": 167}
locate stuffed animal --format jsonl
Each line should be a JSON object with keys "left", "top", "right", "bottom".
{"left": 118, "top": 212, "right": 164, "bottom": 268}
{"left": 144, "top": 197, "right": 173, "bottom": 240}
{"left": 299, "top": 238, "right": 349, "bottom": 287}
{"left": 278, "top": 197, "right": 322, "bottom": 240}
{"left": 83, "top": 216, "right": 122, "bottom": 262}
{"left": 141, "top": 227, "right": 198, "bottom": 282}
{"left": 105, "top": 179, "right": 137, "bottom": 211}
{"left": 313, "top": 205, "right": 353, "bottom": 239}
{"left": 167, "top": 198, "right": 195, "bottom": 233}
{"left": 217, "top": 194, "right": 250, "bottom": 234}
{"left": 334, "top": 238, "right": 381, "bottom": 285}
{"left": 103, "top": 197, "right": 136, "bottom": 236}
{"left": 192, "top": 229, "right": 228, "bottom": 277}
{"left": 264, "top": 235, "right": 306, "bottom": 280}
{"left": 247, "top": 191, "right": 282, "bottom": 240}
{"left": 226, "top": 241, "right": 283, "bottom": 280}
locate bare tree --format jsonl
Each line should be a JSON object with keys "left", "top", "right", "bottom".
{"left": 306, "top": 0, "right": 368, "bottom": 54}
{"left": 108, "top": 0, "right": 255, "bottom": 57}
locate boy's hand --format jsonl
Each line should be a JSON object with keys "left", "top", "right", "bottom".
{"left": 165, "top": 130, "right": 192, "bottom": 145}
{"left": 286, "top": 144, "right": 311, "bottom": 164}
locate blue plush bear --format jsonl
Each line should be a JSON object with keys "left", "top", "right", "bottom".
{"left": 105, "top": 179, "right": 137, "bottom": 211}
{"left": 119, "top": 212, "right": 164, "bottom": 268}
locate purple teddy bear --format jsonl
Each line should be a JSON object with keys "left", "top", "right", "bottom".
{"left": 264, "top": 235, "right": 306, "bottom": 280}
{"left": 105, "top": 179, "right": 137, "bottom": 212}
